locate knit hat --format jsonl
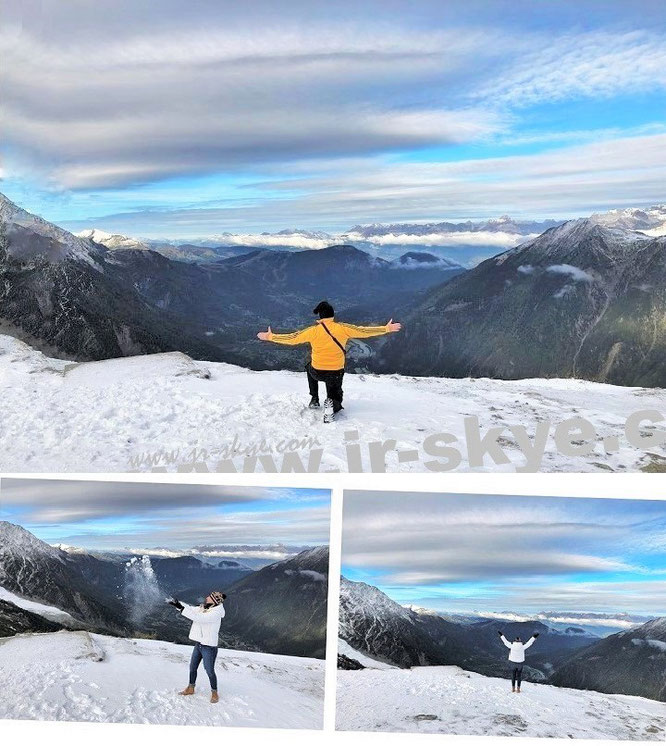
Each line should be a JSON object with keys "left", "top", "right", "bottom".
{"left": 209, "top": 590, "right": 226, "bottom": 606}
{"left": 313, "top": 300, "right": 334, "bottom": 319}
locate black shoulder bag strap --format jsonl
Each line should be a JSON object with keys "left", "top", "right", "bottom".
{"left": 320, "top": 322, "right": 346, "bottom": 356}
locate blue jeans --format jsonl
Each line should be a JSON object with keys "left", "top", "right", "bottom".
{"left": 189, "top": 642, "right": 218, "bottom": 691}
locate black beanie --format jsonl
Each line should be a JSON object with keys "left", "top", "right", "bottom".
{"left": 313, "top": 300, "right": 334, "bottom": 319}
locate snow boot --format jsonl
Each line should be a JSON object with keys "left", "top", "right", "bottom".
{"left": 179, "top": 685, "right": 195, "bottom": 696}
{"left": 210, "top": 691, "right": 219, "bottom": 704}
{"left": 516, "top": 687, "right": 521, "bottom": 693}
{"left": 512, "top": 687, "right": 516, "bottom": 693}
{"left": 308, "top": 396, "right": 320, "bottom": 409}
{"left": 323, "top": 398, "right": 335, "bottom": 423}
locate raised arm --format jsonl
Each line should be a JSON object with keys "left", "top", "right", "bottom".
{"left": 340, "top": 319, "right": 402, "bottom": 339}
{"left": 181, "top": 603, "right": 226, "bottom": 622}
{"left": 257, "top": 325, "right": 315, "bottom": 345}
{"left": 500, "top": 634, "right": 512, "bottom": 649}
{"left": 523, "top": 634, "right": 538, "bottom": 649}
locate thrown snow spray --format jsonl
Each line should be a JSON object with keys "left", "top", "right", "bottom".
{"left": 124, "top": 555, "right": 162, "bottom": 626}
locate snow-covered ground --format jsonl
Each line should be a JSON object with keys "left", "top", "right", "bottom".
{"left": 0, "top": 586, "right": 77, "bottom": 625}
{"left": 0, "top": 630, "right": 324, "bottom": 729}
{"left": 336, "top": 665, "right": 666, "bottom": 739}
{"left": 0, "top": 334, "right": 664, "bottom": 472}
{"left": 337, "top": 638, "right": 395, "bottom": 670}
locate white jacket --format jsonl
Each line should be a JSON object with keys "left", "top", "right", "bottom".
{"left": 181, "top": 602, "right": 225, "bottom": 647}
{"left": 501, "top": 635, "right": 536, "bottom": 663}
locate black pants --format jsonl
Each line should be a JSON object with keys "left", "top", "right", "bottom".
{"left": 511, "top": 664, "right": 523, "bottom": 688}
{"left": 306, "top": 363, "right": 344, "bottom": 412}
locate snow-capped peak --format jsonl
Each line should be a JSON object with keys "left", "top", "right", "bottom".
{"left": 340, "top": 578, "right": 411, "bottom": 623}
{"left": 588, "top": 205, "right": 666, "bottom": 235}
{"left": 0, "top": 521, "right": 64, "bottom": 561}
{"left": 0, "top": 192, "right": 104, "bottom": 267}
{"left": 51, "top": 543, "right": 89, "bottom": 555}
{"left": 75, "top": 228, "right": 150, "bottom": 251}
{"left": 634, "top": 616, "right": 666, "bottom": 640}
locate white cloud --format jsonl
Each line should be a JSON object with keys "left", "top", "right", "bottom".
{"left": 342, "top": 492, "right": 665, "bottom": 595}
{"left": 345, "top": 230, "right": 535, "bottom": 249}
{"left": 205, "top": 233, "right": 334, "bottom": 250}
{"left": 3, "top": 479, "right": 330, "bottom": 549}
{"left": 473, "top": 610, "right": 643, "bottom": 630}
{"left": 0, "top": 21, "right": 503, "bottom": 190}
{"left": 546, "top": 264, "right": 594, "bottom": 283}
{"left": 128, "top": 546, "right": 298, "bottom": 560}
{"left": 3, "top": 4, "right": 665, "bottom": 232}
{"left": 477, "top": 30, "right": 666, "bottom": 107}
{"left": 1, "top": 479, "right": 267, "bottom": 522}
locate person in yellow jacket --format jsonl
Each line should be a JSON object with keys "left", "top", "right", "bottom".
{"left": 257, "top": 300, "right": 402, "bottom": 420}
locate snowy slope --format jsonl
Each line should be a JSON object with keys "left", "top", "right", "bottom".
{"left": 0, "top": 586, "right": 76, "bottom": 625}
{"left": 0, "top": 631, "right": 324, "bottom": 729}
{"left": 0, "top": 333, "right": 664, "bottom": 472}
{"left": 337, "top": 639, "right": 396, "bottom": 670}
{"left": 336, "top": 666, "right": 666, "bottom": 739}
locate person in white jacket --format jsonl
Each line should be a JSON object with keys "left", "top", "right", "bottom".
{"left": 168, "top": 590, "right": 226, "bottom": 703}
{"left": 497, "top": 631, "right": 540, "bottom": 693}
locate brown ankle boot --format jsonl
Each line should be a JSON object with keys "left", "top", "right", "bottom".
{"left": 210, "top": 691, "right": 219, "bottom": 704}
{"left": 179, "top": 685, "right": 195, "bottom": 696}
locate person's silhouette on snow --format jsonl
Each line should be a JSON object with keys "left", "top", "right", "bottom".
{"left": 168, "top": 591, "right": 226, "bottom": 704}
{"left": 498, "top": 631, "right": 540, "bottom": 693}
{"left": 257, "top": 301, "right": 402, "bottom": 422}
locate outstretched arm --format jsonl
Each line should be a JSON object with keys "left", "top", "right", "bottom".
{"left": 181, "top": 603, "right": 226, "bottom": 622}
{"left": 340, "top": 319, "right": 402, "bottom": 339}
{"left": 500, "top": 634, "right": 512, "bottom": 649}
{"left": 523, "top": 634, "right": 538, "bottom": 649}
{"left": 257, "top": 325, "right": 315, "bottom": 345}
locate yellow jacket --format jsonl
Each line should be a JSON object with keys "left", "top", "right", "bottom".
{"left": 268, "top": 318, "right": 390, "bottom": 370}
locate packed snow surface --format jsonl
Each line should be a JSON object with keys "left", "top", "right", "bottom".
{"left": 0, "top": 335, "right": 664, "bottom": 472}
{"left": 0, "top": 631, "right": 324, "bottom": 729}
{"left": 336, "top": 665, "right": 666, "bottom": 739}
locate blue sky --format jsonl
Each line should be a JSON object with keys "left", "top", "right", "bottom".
{"left": 1, "top": 0, "right": 665, "bottom": 237}
{"left": 0, "top": 479, "right": 330, "bottom": 551}
{"left": 341, "top": 492, "right": 666, "bottom": 618}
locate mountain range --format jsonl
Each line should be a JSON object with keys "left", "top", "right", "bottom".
{"left": 379, "top": 216, "right": 666, "bottom": 386}
{"left": 0, "top": 192, "right": 462, "bottom": 369}
{"left": 0, "top": 521, "right": 328, "bottom": 658}
{"left": 550, "top": 617, "right": 666, "bottom": 701}
{"left": 338, "top": 577, "right": 666, "bottom": 701}
{"left": 76, "top": 207, "right": 666, "bottom": 266}
{"left": 76, "top": 217, "right": 561, "bottom": 266}
{"left": 3, "top": 192, "right": 666, "bottom": 385}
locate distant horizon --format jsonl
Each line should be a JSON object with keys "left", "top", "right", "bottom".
{"left": 404, "top": 602, "right": 657, "bottom": 629}
{"left": 48, "top": 534, "right": 326, "bottom": 561}
{"left": 5, "top": 188, "right": 665, "bottom": 242}
{"left": 344, "top": 576, "right": 659, "bottom": 632}
{"left": 4, "top": 188, "right": 665, "bottom": 269}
